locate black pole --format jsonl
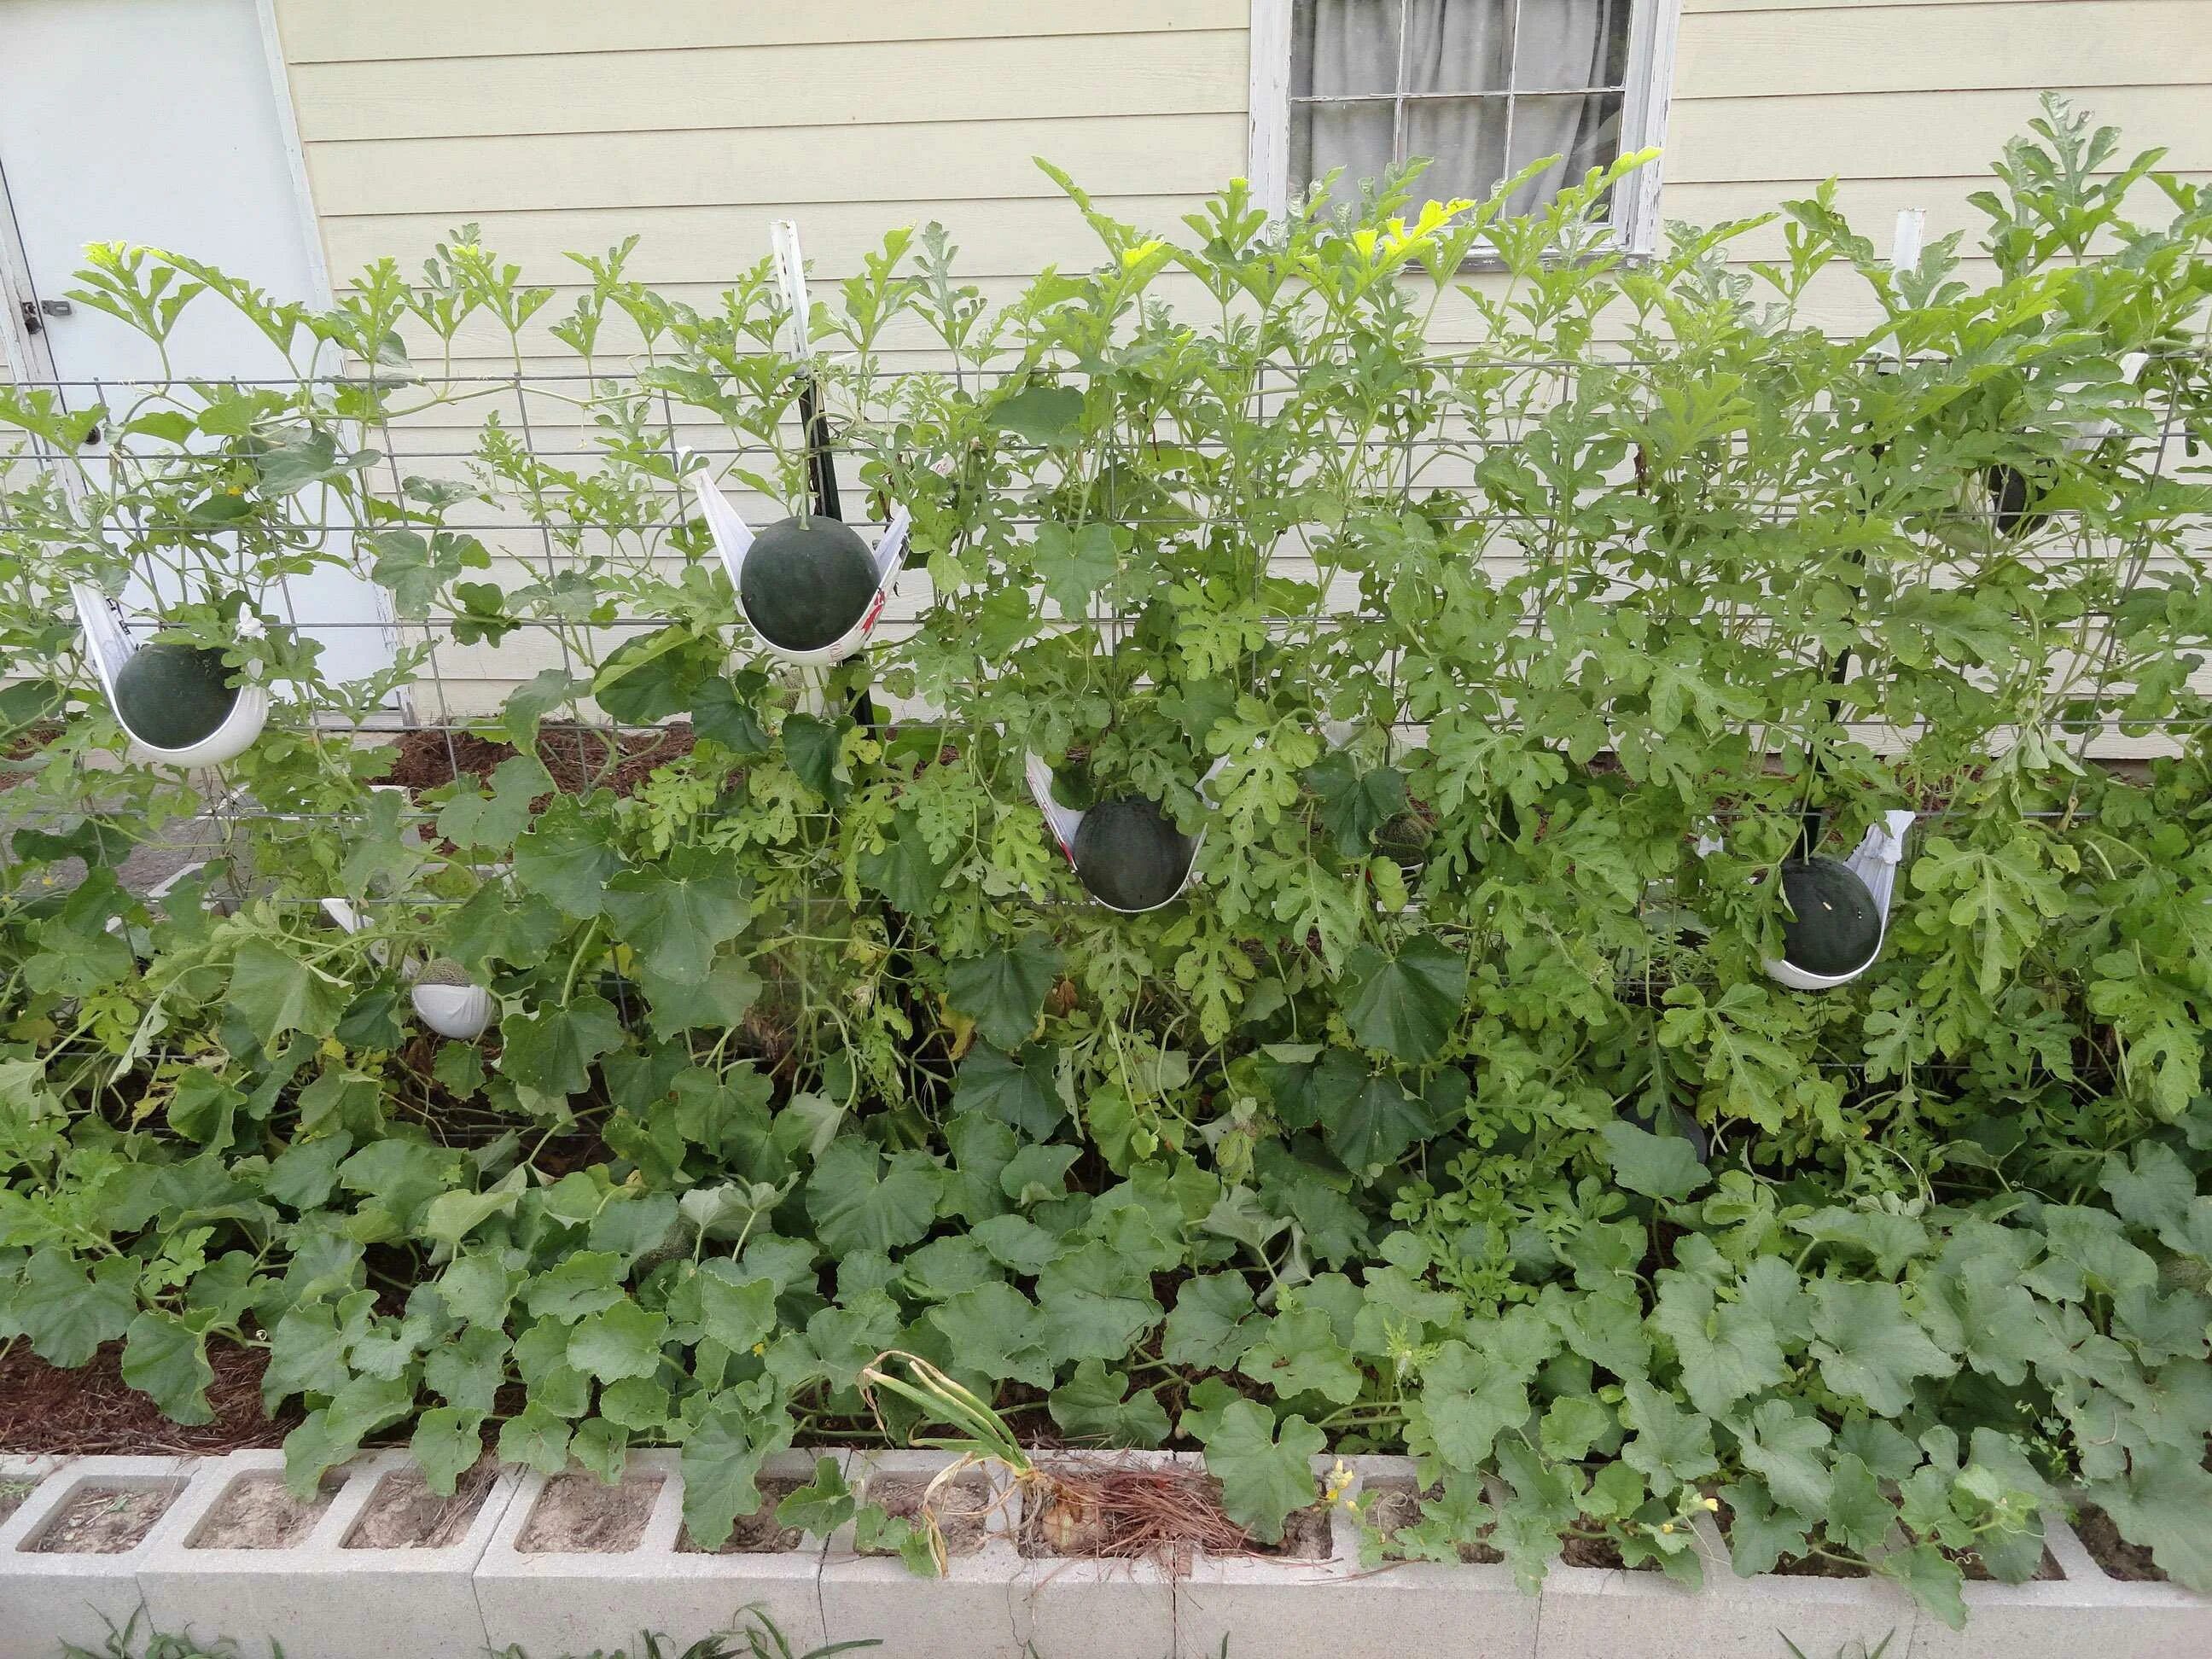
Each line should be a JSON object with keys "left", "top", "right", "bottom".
{"left": 795, "top": 370, "right": 876, "bottom": 732}
{"left": 797, "top": 376, "right": 842, "bottom": 524}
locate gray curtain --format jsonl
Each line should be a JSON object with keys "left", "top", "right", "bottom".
{"left": 1291, "top": 0, "right": 1628, "bottom": 217}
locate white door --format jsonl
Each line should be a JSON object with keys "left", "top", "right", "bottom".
{"left": 0, "top": 0, "right": 396, "bottom": 691}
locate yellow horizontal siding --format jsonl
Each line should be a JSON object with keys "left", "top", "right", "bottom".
{"left": 276, "top": 0, "right": 1249, "bottom": 61}
{"left": 265, "top": 0, "right": 2207, "bottom": 735}
{"left": 285, "top": 32, "right": 1249, "bottom": 143}
{"left": 1674, "top": 0, "right": 2211, "bottom": 97}
{"left": 306, "top": 114, "right": 1248, "bottom": 218}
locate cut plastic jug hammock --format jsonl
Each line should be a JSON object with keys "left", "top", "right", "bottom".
{"left": 1022, "top": 728, "right": 1360, "bottom": 916}
{"left": 1761, "top": 810, "right": 1918, "bottom": 991}
{"left": 320, "top": 897, "right": 497, "bottom": 1041}
{"left": 72, "top": 581, "right": 271, "bottom": 768}
{"left": 685, "top": 463, "right": 911, "bottom": 670}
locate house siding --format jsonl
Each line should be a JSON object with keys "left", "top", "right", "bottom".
{"left": 259, "top": 0, "right": 2211, "bottom": 715}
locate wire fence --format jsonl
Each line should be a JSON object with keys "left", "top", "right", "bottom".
{"left": 3, "top": 356, "right": 2206, "bottom": 873}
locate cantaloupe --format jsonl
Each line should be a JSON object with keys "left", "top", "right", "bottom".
{"left": 738, "top": 515, "right": 878, "bottom": 651}
{"left": 1073, "top": 795, "right": 1196, "bottom": 912}
{"left": 111, "top": 643, "right": 239, "bottom": 750}
{"left": 1778, "top": 855, "right": 1883, "bottom": 978}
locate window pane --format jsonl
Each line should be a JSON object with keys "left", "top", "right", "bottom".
{"left": 1403, "top": 96, "right": 1508, "bottom": 209}
{"left": 1293, "top": 0, "right": 1402, "bottom": 98}
{"left": 1503, "top": 90, "right": 1623, "bottom": 217}
{"left": 1402, "top": 0, "right": 1511, "bottom": 96}
{"left": 1292, "top": 98, "right": 1398, "bottom": 200}
{"left": 1515, "top": 0, "right": 1633, "bottom": 92}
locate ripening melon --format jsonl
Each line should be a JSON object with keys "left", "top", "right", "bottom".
{"left": 112, "top": 643, "right": 239, "bottom": 750}
{"left": 1073, "top": 795, "right": 1197, "bottom": 912}
{"left": 738, "top": 515, "right": 878, "bottom": 651}
{"left": 1778, "top": 855, "right": 1883, "bottom": 978}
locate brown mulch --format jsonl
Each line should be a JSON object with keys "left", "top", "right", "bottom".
{"left": 374, "top": 720, "right": 698, "bottom": 800}
{"left": 1018, "top": 1462, "right": 1327, "bottom": 1564}
{"left": 0, "top": 722, "right": 63, "bottom": 792}
{"left": 0, "top": 1339, "right": 295, "bottom": 1456}
{"left": 2073, "top": 1505, "right": 2167, "bottom": 1582}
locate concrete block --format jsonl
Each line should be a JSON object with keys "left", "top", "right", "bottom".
{"left": 1006, "top": 1452, "right": 1184, "bottom": 1659}
{"left": 1177, "top": 1451, "right": 1374, "bottom": 1659}
{"left": 1905, "top": 1515, "right": 2212, "bottom": 1659}
{"left": 474, "top": 1449, "right": 835, "bottom": 1658}
{"left": 180, "top": 1448, "right": 518, "bottom": 1659}
{"left": 137, "top": 1451, "right": 359, "bottom": 1657}
{"left": 819, "top": 1448, "right": 1029, "bottom": 1659}
{"left": 0, "top": 1457, "right": 62, "bottom": 1537}
{"left": 0, "top": 1455, "right": 195, "bottom": 1659}
{"left": 1237, "top": 1456, "right": 1534, "bottom": 1659}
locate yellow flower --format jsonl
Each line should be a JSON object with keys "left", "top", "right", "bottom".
{"left": 1703, "top": 1497, "right": 1720, "bottom": 1512}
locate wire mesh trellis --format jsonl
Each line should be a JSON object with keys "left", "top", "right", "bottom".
{"left": 1, "top": 344, "right": 2206, "bottom": 890}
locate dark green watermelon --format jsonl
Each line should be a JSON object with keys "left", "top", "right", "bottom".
{"left": 1778, "top": 855, "right": 1882, "bottom": 977}
{"left": 112, "top": 643, "right": 238, "bottom": 749}
{"left": 739, "top": 515, "right": 878, "bottom": 651}
{"left": 1074, "top": 795, "right": 1196, "bottom": 912}
{"left": 1984, "top": 463, "right": 2047, "bottom": 538}
{"left": 1373, "top": 809, "right": 1434, "bottom": 870}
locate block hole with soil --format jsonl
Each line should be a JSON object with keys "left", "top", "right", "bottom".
{"left": 515, "top": 1470, "right": 663, "bottom": 1553}
{"left": 2073, "top": 1505, "right": 2166, "bottom": 1582}
{"left": 1016, "top": 1462, "right": 1330, "bottom": 1563}
{"left": 188, "top": 1471, "right": 346, "bottom": 1549}
{"left": 343, "top": 1465, "right": 497, "bottom": 1549}
{"left": 0, "top": 1476, "right": 39, "bottom": 1530}
{"left": 678, "top": 1476, "right": 805, "bottom": 1553}
{"left": 24, "top": 1480, "right": 184, "bottom": 1553}
{"left": 1361, "top": 1476, "right": 1503, "bottom": 1564}
{"left": 861, "top": 1470, "right": 991, "bottom": 1558}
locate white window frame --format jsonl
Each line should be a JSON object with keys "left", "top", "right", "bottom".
{"left": 1248, "top": 0, "right": 1680, "bottom": 258}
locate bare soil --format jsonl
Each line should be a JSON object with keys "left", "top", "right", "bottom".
{"left": 2073, "top": 1505, "right": 2166, "bottom": 1582}
{"left": 375, "top": 722, "right": 699, "bottom": 802}
{"left": 678, "top": 1476, "right": 806, "bottom": 1554}
{"left": 1953, "top": 1544, "right": 2064, "bottom": 1582}
{"left": 189, "top": 1472, "right": 342, "bottom": 1549}
{"left": 1259, "top": 1503, "right": 1333, "bottom": 1560}
{"left": 864, "top": 1470, "right": 990, "bottom": 1558}
{"left": 0, "top": 723, "right": 62, "bottom": 792}
{"left": 515, "top": 1471, "right": 661, "bottom": 1554}
{"left": 30, "top": 1484, "right": 180, "bottom": 1552}
{"left": 0, "top": 1339, "right": 294, "bottom": 1456}
{"left": 343, "top": 1465, "right": 495, "bottom": 1549}
{"left": 1770, "top": 1551, "right": 1871, "bottom": 1577}
{"left": 1560, "top": 1527, "right": 1663, "bottom": 1572}
{"left": 1363, "top": 1478, "right": 1503, "bottom": 1564}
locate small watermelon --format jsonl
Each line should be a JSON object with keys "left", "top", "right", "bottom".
{"left": 739, "top": 515, "right": 878, "bottom": 651}
{"left": 1778, "top": 855, "right": 1883, "bottom": 978}
{"left": 1073, "top": 795, "right": 1196, "bottom": 912}
{"left": 112, "top": 643, "right": 239, "bottom": 750}
{"left": 1984, "top": 463, "right": 2047, "bottom": 538}
{"left": 1373, "top": 809, "right": 1434, "bottom": 870}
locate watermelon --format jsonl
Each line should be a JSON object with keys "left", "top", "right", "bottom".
{"left": 112, "top": 643, "right": 239, "bottom": 750}
{"left": 739, "top": 514, "right": 878, "bottom": 651}
{"left": 1374, "top": 809, "right": 1434, "bottom": 870}
{"left": 1778, "top": 855, "right": 1883, "bottom": 977}
{"left": 1984, "top": 463, "right": 2046, "bottom": 538}
{"left": 1073, "top": 795, "right": 1196, "bottom": 912}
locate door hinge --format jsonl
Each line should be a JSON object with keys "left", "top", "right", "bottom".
{"left": 18, "top": 298, "right": 70, "bottom": 334}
